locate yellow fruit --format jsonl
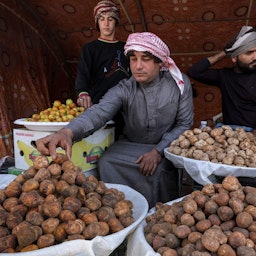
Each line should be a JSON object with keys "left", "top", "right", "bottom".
{"left": 53, "top": 100, "right": 62, "bottom": 108}
{"left": 62, "top": 116, "right": 69, "bottom": 122}
{"left": 48, "top": 114, "right": 56, "bottom": 121}
{"left": 41, "top": 118, "right": 50, "bottom": 122}
{"left": 27, "top": 99, "right": 80, "bottom": 122}
{"left": 68, "top": 109, "right": 76, "bottom": 116}
{"left": 69, "top": 102, "right": 76, "bottom": 109}
{"left": 59, "top": 109, "right": 67, "bottom": 116}
{"left": 66, "top": 99, "right": 73, "bottom": 106}
{"left": 32, "top": 114, "right": 40, "bottom": 121}
{"left": 49, "top": 110, "right": 57, "bottom": 115}
{"left": 67, "top": 115, "right": 75, "bottom": 121}
{"left": 56, "top": 117, "right": 63, "bottom": 122}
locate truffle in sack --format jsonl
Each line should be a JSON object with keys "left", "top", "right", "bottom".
{"left": 52, "top": 153, "right": 68, "bottom": 164}
{"left": 114, "top": 200, "right": 133, "bottom": 217}
{"left": 33, "top": 155, "right": 49, "bottom": 169}
{"left": 54, "top": 223, "right": 67, "bottom": 242}
{"left": 0, "top": 190, "right": 6, "bottom": 204}
{"left": 84, "top": 196, "right": 102, "bottom": 211}
{"left": 22, "top": 167, "right": 37, "bottom": 180}
{"left": 119, "top": 214, "right": 134, "bottom": 227}
{"left": 64, "top": 219, "right": 85, "bottom": 235}
{"left": 20, "top": 190, "right": 43, "bottom": 208}
{"left": 59, "top": 209, "right": 76, "bottom": 222}
{"left": 0, "top": 227, "right": 10, "bottom": 238}
{"left": 33, "top": 168, "right": 51, "bottom": 182}
{"left": 16, "top": 225, "right": 42, "bottom": 249}
{"left": 222, "top": 176, "right": 241, "bottom": 191}
{"left": 6, "top": 212, "right": 23, "bottom": 230}
{"left": 22, "top": 179, "right": 39, "bottom": 192}
{"left": 97, "top": 206, "right": 116, "bottom": 222}
{"left": 41, "top": 218, "right": 60, "bottom": 234}
{"left": 4, "top": 181, "right": 22, "bottom": 198}
{"left": 83, "top": 222, "right": 109, "bottom": 239}
{"left": 79, "top": 212, "right": 98, "bottom": 225}
{"left": 47, "top": 163, "right": 62, "bottom": 177}
{"left": 37, "top": 234, "right": 55, "bottom": 249}
{"left": 75, "top": 172, "right": 87, "bottom": 186}
{"left": 39, "top": 179, "right": 55, "bottom": 196}
{"left": 62, "top": 196, "right": 82, "bottom": 213}
{"left": 61, "top": 169, "right": 77, "bottom": 185}
{"left": 108, "top": 217, "right": 124, "bottom": 233}
{"left": 3, "top": 197, "right": 19, "bottom": 212}
{"left": 20, "top": 244, "right": 39, "bottom": 252}
{"left": 61, "top": 160, "right": 76, "bottom": 172}
{"left": 11, "top": 204, "right": 28, "bottom": 218}
{"left": 42, "top": 198, "right": 61, "bottom": 218}
{"left": 0, "top": 235, "right": 17, "bottom": 253}
{"left": 25, "top": 211, "right": 44, "bottom": 226}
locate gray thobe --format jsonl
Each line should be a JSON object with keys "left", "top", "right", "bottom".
{"left": 67, "top": 71, "right": 194, "bottom": 208}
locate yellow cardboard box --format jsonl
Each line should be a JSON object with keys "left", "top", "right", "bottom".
{"left": 13, "top": 128, "right": 115, "bottom": 171}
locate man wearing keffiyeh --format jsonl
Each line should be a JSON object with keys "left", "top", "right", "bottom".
{"left": 37, "top": 32, "right": 194, "bottom": 208}
{"left": 187, "top": 25, "right": 256, "bottom": 133}
{"left": 187, "top": 26, "right": 256, "bottom": 188}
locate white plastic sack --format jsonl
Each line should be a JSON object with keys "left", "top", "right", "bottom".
{"left": 0, "top": 177, "right": 149, "bottom": 256}
{"left": 164, "top": 148, "right": 256, "bottom": 185}
{"left": 0, "top": 174, "right": 17, "bottom": 189}
{"left": 127, "top": 197, "right": 184, "bottom": 256}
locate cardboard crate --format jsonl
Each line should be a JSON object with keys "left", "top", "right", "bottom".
{"left": 13, "top": 128, "right": 115, "bottom": 171}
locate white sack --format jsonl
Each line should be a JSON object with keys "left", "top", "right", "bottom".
{"left": 0, "top": 177, "right": 149, "bottom": 256}
{"left": 0, "top": 174, "right": 17, "bottom": 189}
{"left": 164, "top": 148, "right": 256, "bottom": 185}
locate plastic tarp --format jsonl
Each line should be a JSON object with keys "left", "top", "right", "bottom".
{"left": 127, "top": 197, "right": 184, "bottom": 256}
{"left": 0, "top": 175, "right": 149, "bottom": 256}
{"left": 164, "top": 148, "right": 256, "bottom": 186}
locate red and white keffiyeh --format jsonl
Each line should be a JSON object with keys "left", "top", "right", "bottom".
{"left": 93, "top": 0, "right": 120, "bottom": 24}
{"left": 124, "top": 32, "right": 184, "bottom": 94}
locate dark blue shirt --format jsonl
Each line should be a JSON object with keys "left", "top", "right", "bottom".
{"left": 187, "top": 58, "right": 256, "bottom": 128}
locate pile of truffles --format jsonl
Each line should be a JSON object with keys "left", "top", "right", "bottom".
{"left": 0, "top": 155, "right": 134, "bottom": 253}
{"left": 168, "top": 125, "right": 256, "bottom": 167}
{"left": 144, "top": 176, "right": 256, "bottom": 256}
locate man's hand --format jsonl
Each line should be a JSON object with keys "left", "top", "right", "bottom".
{"left": 135, "top": 148, "right": 162, "bottom": 176}
{"left": 77, "top": 95, "right": 92, "bottom": 110}
{"left": 207, "top": 51, "right": 226, "bottom": 65}
{"left": 36, "top": 128, "right": 73, "bottom": 160}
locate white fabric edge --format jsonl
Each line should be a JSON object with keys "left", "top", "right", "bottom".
{"left": 164, "top": 148, "right": 256, "bottom": 186}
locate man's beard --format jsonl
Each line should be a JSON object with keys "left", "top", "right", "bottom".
{"left": 235, "top": 58, "right": 256, "bottom": 73}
